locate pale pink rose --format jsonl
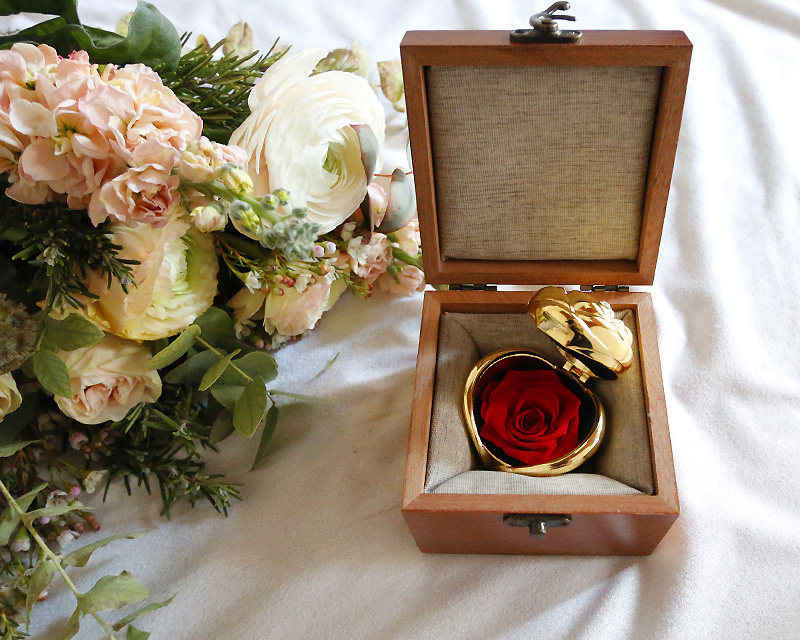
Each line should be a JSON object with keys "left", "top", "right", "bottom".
{"left": 375, "top": 265, "right": 425, "bottom": 296}
{"left": 366, "top": 181, "right": 388, "bottom": 227}
{"left": 346, "top": 233, "right": 392, "bottom": 285}
{"left": 54, "top": 335, "right": 161, "bottom": 425}
{"left": 89, "top": 165, "right": 180, "bottom": 226}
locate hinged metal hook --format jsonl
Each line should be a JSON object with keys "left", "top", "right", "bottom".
{"left": 510, "top": 2, "right": 583, "bottom": 44}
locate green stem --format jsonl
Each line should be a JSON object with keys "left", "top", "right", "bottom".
{"left": 184, "top": 180, "right": 281, "bottom": 225}
{"left": 195, "top": 337, "right": 255, "bottom": 385}
{"left": 0, "top": 480, "right": 116, "bottom": 640}
{"left": 391, "top": 247, "right": 423, "bottom": 270}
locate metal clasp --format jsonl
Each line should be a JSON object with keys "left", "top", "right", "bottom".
{"left": 510, "top": 2, "right": 582, "bottom": 44}
{"left": 503, "top": 513, "right": 572, "bottom": 537}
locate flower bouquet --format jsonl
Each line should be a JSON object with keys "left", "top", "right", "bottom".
{"left": 0, "top": 2, "right": 421, "bottom": 637}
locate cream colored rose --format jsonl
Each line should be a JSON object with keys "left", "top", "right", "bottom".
{"left": 230, "top": 48, "right": 385, "bottom": 234}
{"left": 84, "top": 217, "right": 218, "bottom": 341}
{"left": 0, "top": 373, "right": 22, "bottom": 423}
{"left": 55, "top": 335, "right": 161, "bottom": 425}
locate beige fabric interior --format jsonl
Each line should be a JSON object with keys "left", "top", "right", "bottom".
{"left": 426, "top": 65, "right": 663, "bottom": 261}
{"left": 425, "top": 310, "right": 654, "bottom": 496}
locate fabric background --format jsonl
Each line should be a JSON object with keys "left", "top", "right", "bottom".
{"left": 5, "top": 0, "right": 800, "bottom": 638}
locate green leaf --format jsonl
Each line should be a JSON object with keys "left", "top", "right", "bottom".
{"left": 251, "top": 405, "right": 278, "bottom": 471}
{"left": 127, "top": 626, "right": 150, "bottom": 640}
{"left": 269, "top": 390, "right": 326, "bottom": 403}
{"left": 148, "top": 325, "right": 200, "bottom": 370}
{"left": 193, "top": 307, "right": 236, "bottom": 346}
{"left": 0, "top": 482, "right": 46, "bottom": 546}
{"left": 57, "top": 606, "right": 81, "bottom": 640}
{"left": 199, "top": 349, "right": 241, "bottom": 391}
{"left": 216, "top": 351, "right": 278, "bottom": 386}
{"left": 0, "top": 1, "right": 79, "bottom": 22}
{"left": 26, "top": 559, "right": 56, "bottom": 618}
{"left": 62, "top": 531, "right": 147, "bottom": 568}
{"left": 209, "top": 385, "right": 244, "bottom": 413}
{"left": 0, "top": 440, "right": 35, "bottom": 457}
{"left": 81, "top": 571, "right": 149, "bottom": 614}
{"left": 113, "top": 596, "right": 174, "bottom": 632}
{"left": 163, "top": 349, "right": 217, "bottom": 384}
{"left": 233, "top": 377, "right": 267, "bottom": 437}
{"left": 23, "top": 503, "right": 90, "bottom": 523}
{"left": 209, "top": 411, "right": 234, "bottom": 444}
{"left": 33, "top": 350, "right": 72, "bottom": 397}
{"left": 40, "top": 314, "right": 103, "bottom": 352}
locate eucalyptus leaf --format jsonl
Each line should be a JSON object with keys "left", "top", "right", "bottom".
{"left": 62, "top": 531, "right": 147, "bottom": 568}
{"left": 57, "top": 606, "right": 81, "bottom": 640}
{"left": 269, "top": 390, "right": 327, "bottom": 403}
{"left": 113, "top": 596, "right": 175, "bottom": 632}
{"left": 209, "top": 384, "right": 245, "bottom": 413}
{"left": 164, "top": 349, "right": 217, "bottom": 384}
{"left": 209, "top": 411, "right": 234, "bottom": 444}
{"left": 23, "top": 503, "right": 89, "bottom": 523}
{"left": 0, "top": 440, "right": 36, "bottom": 457}
{"left": 127, "top": 626, "right": 150, "bottom": 640}
{"left": 233, "top": 377, "right": 267, "bottom": 437}
{"left": 32, "top": 350, "right": 72, "bottom": 397}
{"left": 148, "top": 325, "right": 200, "bottom": 370}
{"left": 193, "top": 307, "right": 236, "bottom": 346}
{"left": 80, "top": 571, "right": 149, "bottom": 614}
{"left": 216, "top": 351, "right": 278, "bottom": 386}
{"left": 251, "top": 405, "right": 279, "bottom": 471}
{"left": 40, "top": 314, "right": 103, "bottom": 352}
{"left": 0, "top": 482, "right": 47, "bottom": 546}
{"left": 199, "top": 349, "right": 241, "bottom": 391}
{"left": 26, "top": 559, "right": 56, "bottom": 618}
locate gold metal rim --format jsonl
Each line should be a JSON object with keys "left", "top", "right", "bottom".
{"left": 462, "top": 349, "right": 605, "bottom": 477}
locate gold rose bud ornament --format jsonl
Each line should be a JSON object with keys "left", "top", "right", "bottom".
{"left": 462, "top": 287, "right": 634, "bottom": 477}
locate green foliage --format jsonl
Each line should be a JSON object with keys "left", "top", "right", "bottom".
{"left": 233, "top": 378, "right": 268, "bottom": 437}
{"left": 39, "top": 314, "right": 104, "bottom": 352}
{"left": 159, "top": 37, "right": 284, "bottom": 141}
{"left": 81, "top": 571, "right": 149, "bottom": 614}
{"left": 26, "top": 560, "right": 55, "bottom": 620}
{"left": 31, "top": 350, "right": 71, "bottom": 397}
{"left": 0, "top": 200, "right": 138, "bottom": 316}
{"left": 252, "top": 406, "right": 279, "bottom": 470}
{"left": 148, "top": 325, "right": 200, "bottom": 369}
{"left": 199, "top": 349, "right": 241, "bottom": 390}
{"left": 113, "top": 596, "right": 174, "bottom": 632}
{"left": 61, "top": 532, "right": 148, "bottom": 568}
{"left": 0, "top": 1, "right": 181, "bottom": 69}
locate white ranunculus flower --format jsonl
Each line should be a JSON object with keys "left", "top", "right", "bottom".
{"left": 230, "top": 48, "right": 385, "bottom": 234}
{"left": 84, "top": 217, "right": 218, "bottom": 341}
{"left": 0, "top": 373, "right": 22, "bottom": 423}
{"left": 55, "top": 335, "right": 161, "bottom": 425}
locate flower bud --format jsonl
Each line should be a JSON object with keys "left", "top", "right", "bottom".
{"left": 228, "top": 201, "right": 262, "bottom": 240}
{"left": 219, "top": 165, "right": 254, "bottom": 194}
{"left": 190, "top": 205, "right": 227, "bottom": 232}
{"left": 272, "top": 189, "right": 290, "bottom": 206}
{"left": 11, "top": 528, "right": 30, "bottom": 553}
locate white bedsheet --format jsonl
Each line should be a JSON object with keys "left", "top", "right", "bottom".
{"left": 8, "top": 0, "right": 800, "bottom": 638}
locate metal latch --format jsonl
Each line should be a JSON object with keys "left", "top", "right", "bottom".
{"left": 510, "top": 2, "right": 582, "bottom": 44}
{"left": 448, "top": 284, "right": 498, "bottom": 291}
{"left": 580, "top": 285, "right": 630, "bottom": 293}
{"left": 503, "top": 513, "right": 572, "bottom": 537}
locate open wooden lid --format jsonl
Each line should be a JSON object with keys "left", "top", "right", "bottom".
{"left": 400, "top": 30, "right": 692, "bottom": 286}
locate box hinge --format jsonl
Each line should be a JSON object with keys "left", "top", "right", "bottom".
{"left": 448, "top": 284, "right": 498, "bottom": 291}
{"left": 580, "top": 285, "right": 630, "bottom": 293}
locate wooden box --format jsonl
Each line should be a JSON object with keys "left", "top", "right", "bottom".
{"left": 400, "top": 30, "right": 692, "bottom": 555}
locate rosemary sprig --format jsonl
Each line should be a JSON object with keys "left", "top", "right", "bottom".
{"left": 0, "top": 197, "right": 137, "bottom": 317}
{"left": 158, "top": 37, "right": 285, "bottom": 142}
